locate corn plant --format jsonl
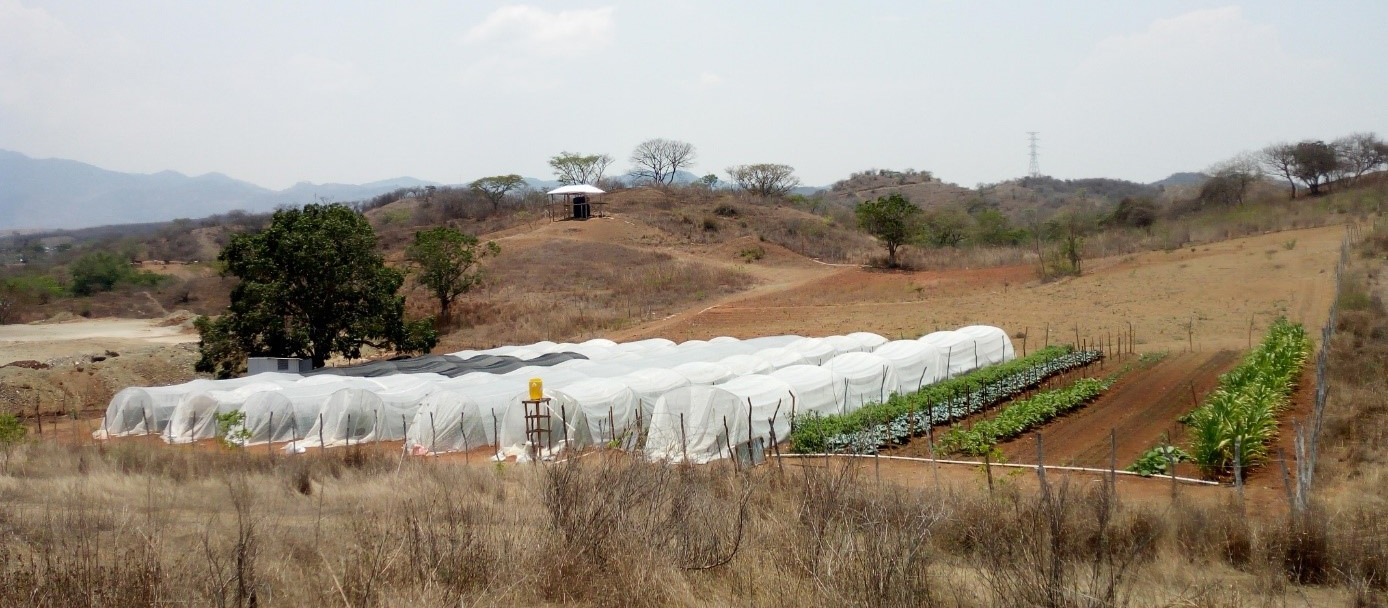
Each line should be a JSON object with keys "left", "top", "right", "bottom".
{"left": 1185, "top": 318, "right": 1309, "bottom": 478}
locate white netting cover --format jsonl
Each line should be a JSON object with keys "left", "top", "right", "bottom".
{"left": 162, "top": 382, "right": 284, "bottom": 444}
{"left": 718, "top": 354, "right": 774, "bottom": 376}
{"left": 231, "top": 392, "right": 297, "bottom": 446}
{"left": 873, "top": 340, "right": 945, "bottom": 395}
{"left": 406, "top": 390, "right": 488, "bottom": 455}
{"left": 614, "top": 368, "right": 691, "bottom": 428}
{"left": 784, "top": 338, "right": 838, "bottom": 365}
{"left": 769, "top": 364, "right": 839, "bottom": 418}
{"left": 956, "top": 325, "right": 1016, "bottom": 366}
{"left": 825, "top": 335, "right": 869, "bottom": 356}
{"left": 99, "top": 373, "right": 303, "bottom": 438}
{"left": 497, "top": 390, "right": 593, "bottom": 459}
{"left": 671, "top": 361, "right": 736, "bottom": 385}
{"left": 297, "top": 387, "right": 418, "bottom": 449}
{"left": 823, "top": 352, "right": 900, "bottom": 412}
{"left": 919, "top": 330, "right": 981, "bottom": 378}
{"left": 645, "top": 385, "right": 750, "bottom": 464}
{"left": 749, "top": 347, "right": 809, "bottom": 371}
{"left": 552, "top": 378, "right": 641, "bottom": 443}
{"left": 846, "top": 331, "right": 889, "bottom": 350}
{"left": 718, "top": 374, "right": 796, "bottom": 445}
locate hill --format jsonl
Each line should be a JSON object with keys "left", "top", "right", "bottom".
{"left": 0, "top": 149, "right": 439, "bottom": 230}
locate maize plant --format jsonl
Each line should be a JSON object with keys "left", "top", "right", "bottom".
{"left": 1186, "top": 318, "right": 1309, "bottom": 478}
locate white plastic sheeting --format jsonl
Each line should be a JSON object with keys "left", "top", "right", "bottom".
{"left": 957, "top": 325, "right": 1016, "bottom": 366}
{"left": 718, "top": 354, "right": 774, "bottom": 377}
{"left": 769, "top": 364, "right": 839, "bottom": 418}
{"left": 749, "top": 347, "right": 809, "bottom": 371}
{"left": 406, "top": 390, "right": 488, "bottom": 455}
{"left": 847, "top": 331, "right": 889, "bottom": 350}
{"left": 162, "top": 382, "right": 284, "bottom": 444}
{"left": 552, "top": 378, "right": 641, "bottom": 443}
{"left": 614, "top": 368, "right": 691, "bottom": 427}
{"left": 873, "top": 340, "right": 944, "bottom": 395}
{"left": 672, "top": 361, "right": 736, "bottom": 385}
{"left": 100, "top": 328, "right": 1013, "bottom": 463}
{"left": 99, "top": 373, "right": 302, "bottom": 438}
{"left": 719, "top": 374, "right": 796, "bottom": 446}
{"left": 645, "top": 385, "right": 750, "bottom": 464}
{"left": 919, "top": 331, "right": 982, "bottom": 379}
{"left": 497, "top": 390, "right": 592, "bottom": 459}
{"left": 823, "top": 352, "right": 900, "bottom": 412}
{"left": 784, "top": 338, "right": 839, "bottom": 365}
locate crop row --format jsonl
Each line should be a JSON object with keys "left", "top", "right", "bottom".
{"left": 789, "top": 346, "right": 1103, "bottom": 454}
{"left": 938, "top": 376, "right": 1113, "bottom": 456}
{"left": 1185, "top": 317, "right": 1310, "bottom": 477}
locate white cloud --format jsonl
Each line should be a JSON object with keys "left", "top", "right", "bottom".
{"left": 462, "top": 5, "right": 615, "bottom": 57}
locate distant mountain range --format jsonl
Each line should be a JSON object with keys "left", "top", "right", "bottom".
{"left": 0, "top": 149, "right": 441, "bottom": 230}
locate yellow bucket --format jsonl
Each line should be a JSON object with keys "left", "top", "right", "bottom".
{"left": 528, "top": 377, "right": 544, "bottom": 401}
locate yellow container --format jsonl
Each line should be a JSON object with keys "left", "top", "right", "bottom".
{"left": 528, "top": 378, "right": 544, "bottom": 401}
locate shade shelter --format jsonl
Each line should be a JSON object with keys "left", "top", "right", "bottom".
{"left": 546, "top": 184, "right": 607, "bottom": 221}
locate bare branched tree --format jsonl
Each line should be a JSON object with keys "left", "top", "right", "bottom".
{"left": 1258, "top": 142, "right": 1299, "bottom": 199}
{"left": 629, "top": 138, "right": 696, "bottom": 185}
{"left": 1333, "top": 132, "right": 1387, "bottom": 182}
{"left": 726, "top": 163, "right": 800, "bottom": 197}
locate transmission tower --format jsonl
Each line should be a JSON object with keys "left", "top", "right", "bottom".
{"left": 1027, "top": 132, "right": 1041, "bottom": 178}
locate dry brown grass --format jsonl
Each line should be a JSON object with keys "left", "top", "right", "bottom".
{"left": 432, "top": 239, "right": 756, "bottom": 349}
{"left": 0, "top": 436, "right": 1383, "bottom": 607}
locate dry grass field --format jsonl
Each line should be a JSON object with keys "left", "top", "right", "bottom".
{"left": 1, "top": 182, "right": 1386, "bottom": 606}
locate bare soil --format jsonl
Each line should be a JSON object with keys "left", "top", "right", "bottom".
{"left": 993, "top": 350, "right": 1240, "bottom": 468}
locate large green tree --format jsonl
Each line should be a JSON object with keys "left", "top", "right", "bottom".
{"left": 469, "top": 174, "right": 526, "bottom": 211}
{"left": 406, "top": 226, "right": 499, "bottom": 324}
{"left": 855, "top": 193, "right": 921, "bottom": 268}
{"left": 195, "top": 203, "right": 436, "bottom": 376}
{"left": 548, "top": 151, "right": 613, "bottom": 185}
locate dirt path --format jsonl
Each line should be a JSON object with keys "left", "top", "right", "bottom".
{"left": 0, "top": 316, "right": 197, "bottom": 366}
{"left": 995, "top": 351, "right": 1240, "bottom": 468}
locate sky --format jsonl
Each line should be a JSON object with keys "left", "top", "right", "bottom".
{"left": 2, "top": 1, "right": 1386, "bottom": 190}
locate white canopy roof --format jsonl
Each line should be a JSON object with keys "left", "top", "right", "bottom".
{"left": 547, "top": 184, "right": 606, "bottom": 195}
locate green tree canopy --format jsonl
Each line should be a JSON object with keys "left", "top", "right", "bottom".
{"left": 469, "top": 174, "right": 526, "bottom": 211}
{"left": 855, "top": 193, "right": 921, "bottom": 268}
{"left": 68, "top": 251, "right": 164, "bottom": 296}
{"left": 548, "top": 151, "right": 613, "bottom": 185}
{"left": 406, "top": 226, "right": 499, "bottom": 324}
{"left": 195, "top": 203, "right": 436, "bottom": 376}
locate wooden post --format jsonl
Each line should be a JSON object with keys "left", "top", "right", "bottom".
{"left": 1035, "top": 432, "right": 1047, "bottom": 489}
{"left": 491, "top": 411, "right": 500, "bottom": 461}
{"left": 1234, "top": 436, "right": 1244, "bottom": 504}
{"left": 984, "top": 449, "right": 994, "bottom": 495}
{"left": 1044, "top": 323, "right": 1050, "bottom": 348}
{"left": 268, "top": 412, "right": 274, "bottom": 457}
{"left": 345, "top": 414, "right": 351, "bottom": 449}
{"left": 1022, "top": 327, "right": 1028, "bottom": 357}
{"left": 723, "top": 416, "right": 738, "bottom": 471}
{"left": 1109, "top": 428, "right": 1117, "bottom": 489}
{"left": 460, "top": 413, "right": 470, "bottom": 464}
{"left": 429, "top": 412, "right": 437, "bottom": 456}
{"left": 679, "top": 412, "right": 688, "bottom": 464}
{"left": 318, "top": 413, "right": 325, "bottom": 451}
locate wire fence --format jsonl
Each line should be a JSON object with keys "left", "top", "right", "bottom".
{"left": 1290, "top": 222, "right": 1359, "bottom": 512}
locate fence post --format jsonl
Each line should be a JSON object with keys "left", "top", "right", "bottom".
{"left": 1035, "top": 432, "right": 1047, "bottom": 489}
{"left": 680, "top": 412, "right": 689, "bottom": 465}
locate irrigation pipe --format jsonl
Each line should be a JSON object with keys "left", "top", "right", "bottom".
{"left": 776, "top": 453, "right": 1221, "bottom": 486}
